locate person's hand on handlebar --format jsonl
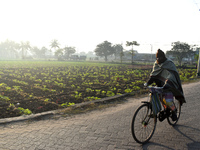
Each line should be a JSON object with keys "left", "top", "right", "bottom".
{"left": 144, "top": 83, "right": 148, "bottom": 87}
{"left": 163, "top": 83, "right": 170, "bottom": 89}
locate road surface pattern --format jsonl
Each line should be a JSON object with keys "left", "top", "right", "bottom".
{"left": 0, "top": 81, "right": 200, "bottom": 150}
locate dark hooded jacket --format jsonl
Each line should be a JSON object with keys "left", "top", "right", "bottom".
{"left": 147, "top": 58, "right": 186, "bottom": 104}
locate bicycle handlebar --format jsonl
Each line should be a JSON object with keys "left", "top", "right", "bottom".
{"left": 147, "top": 86, "right": 163, "bottom": 90}
{"left": 146, "top": 86, "right": 163, "bottom": 93}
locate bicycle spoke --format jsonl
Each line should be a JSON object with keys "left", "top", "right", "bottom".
{"left": 131, "top": 104, "right": 157, "bottom": 144}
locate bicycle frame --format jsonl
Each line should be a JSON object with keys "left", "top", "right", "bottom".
{"left": 131, "top": 86, "right": 181, "bottom": 144}
{"left": 142, "top": 86, "right": 171, "bottom": 118}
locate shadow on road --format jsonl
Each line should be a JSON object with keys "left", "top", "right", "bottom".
{"left": 142, "top": 124, "right": 200, "bottom": 150}
{"left": 143, "top": 141, "right": 174, "bottom": 150}
{"left": 174, "top": 124, "right": 200, "bottom": 150}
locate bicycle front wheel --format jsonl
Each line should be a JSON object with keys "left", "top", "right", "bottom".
{"left": 131, "top": 103, "right": 157, "bottom": 144}
{"left": 167, "top": 99, "right": 181, "bottom": 126}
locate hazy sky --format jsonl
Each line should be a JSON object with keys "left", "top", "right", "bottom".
{"left": 1, "top": 0, "right": 200, "bottom": 54}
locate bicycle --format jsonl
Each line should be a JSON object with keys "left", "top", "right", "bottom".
{"left": 131, "top": 86, "right": 181, "bottom": 144}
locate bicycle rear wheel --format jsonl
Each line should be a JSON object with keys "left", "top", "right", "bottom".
{"left": 167, "top": 99, "right": 181, "bottom": 126}
{"left": 131, "top": 103, "right": 157, "bottom": 144}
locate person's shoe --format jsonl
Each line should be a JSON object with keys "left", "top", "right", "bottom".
{"left": 166, "top": 108, "right": 171, "bottom": 117}
{"left": 158, "top": 110, "right": 167, "bottom": 122}
{"left": 171, "top": 111, "right": 177, "bottom": 121}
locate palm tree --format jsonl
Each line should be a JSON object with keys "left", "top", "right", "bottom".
{"left": 50, "top": 39, "right": 60, "bottom": 57}
{"left": 0, "top": 40, "right": 19, "bottom": 59}
{"left": 126, "top": 41, "right": 140, "bottom": 64}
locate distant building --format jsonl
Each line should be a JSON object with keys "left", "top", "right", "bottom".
{"left": 70, "top": 55, "right": 79, "bottom": 60}
{"left": 70, "top": 55, "right": 87, "bottom": 61}
{"left": 121, "top": 50, "right": 155, "bottom": 61}
{"left": 134, "top": 53, "right": 155, "bottom": 61}
{"left": 79, "top": 56, "right": 87, "bottom": 61}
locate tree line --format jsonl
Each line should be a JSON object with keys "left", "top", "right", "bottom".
{"left": 0, "top": 39, "right": 77, "bottom": 60}
{"left": 0, "top": 39, "right": 199, "bottom": 66}
{"left": 94, "top": 40, "right": 199, "bottom": 66}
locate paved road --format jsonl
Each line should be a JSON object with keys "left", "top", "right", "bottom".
{"left": 0, "top": 81, "right": 200, "bottom": 150}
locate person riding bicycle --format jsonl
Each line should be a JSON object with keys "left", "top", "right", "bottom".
{"left": 145, "top": 49, "right": 186, "bottom": 121}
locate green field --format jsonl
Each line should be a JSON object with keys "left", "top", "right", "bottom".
{"left": 0, "top": 61, "right": 197, "bottom": 118}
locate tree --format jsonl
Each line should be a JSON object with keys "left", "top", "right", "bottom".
{"left": 10, "top": 41, "right": 20, "bottom": 58}
{"left": 87, "top": 51, "right": 95, "bottom": 60}
{"left": 31, "top": 46, "right": 40, "bottom": 58}
{"left": 0, "top": 40, "right": 19, "bottom": 59}
{"left": 20, "top": 41, "right": 31, "bottom": 59}
{"left": 113, "top": 44, "right": 123, "bottom": 58}
{"left": 79, "top": 51, "right": 86, "bottom": 56}
{"left": 94, "top": 41, "right": 115, "bottom": 62}
{"left": 167, "top": 41, "right": 192, "bottom": 66}
{"left": 87, "top": 51, "right": 95, "bottom": 56}
{"left": 31, "top": 46, "right": 47, "bottom": 58}
{"left": 126, "top": 41, "right": 140, "bottom": 64}
{"left": 63, "top": 46, "right": 76, "bottom": 59}
{"left": 50, "top": 39, "right": 60, "bottom": 57}
{"left": 41, "top": 47, "right": 48, "bottom": 58}
{"left": 55, "top": 48, "right": 64, "bottom": 60}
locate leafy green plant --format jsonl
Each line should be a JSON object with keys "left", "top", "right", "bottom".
{"left": 13, "top": 86, "right": 23, "bottom": 92}
{"left": 13, "top": 79, "right": 28, "bottom": 85}
{"left": 35, "top": 79, "right": 42, "bottom": 82}
{"left": 102, "top": 91, "right": 106, "bottom": 94}
{"left": 84, "top": 96, "right": 101, "bottom": 101}
{"left": 132, "top": 86, "right": 141, "bottom": 91}
{"left": 61, "top": 102, "right": 75, "bottom": 107}
{"left": 74, "top": 91, "right": 82, "bottom": 100}
{"left": 0, "top": 95, "right": 10, "bottom": 101}
{"left": 5, "top": 86, "right": 11, "bottom": 91}
{"left": 71, "top": 84, "right": 76, "bottom": 88}
{"left": 0, "top": 83, "right": 12, "bottom": 91}
{"left": 86, "top": 88, "right": 93, "bottom": 93}
{"left": 50, "top": 89, "right": 56, "bottom": 92}
{"left": 44, "top": 98, "right": 50, "bottom": 102}
{"left": 45, "top": 80, "right": 51, "bottom": 83}
{"left": 95, "top": 89, "right": 101, "bottom": 95}
{"left": 116, "top": 93, "right": 122, "bottom": 95}
{"left": 106, "top": 91, "right": 115, "bottom": 97}
{"left": 7, "top": 103, "right": 15, "bottom": 110}
{"left": 17, "top": 107, "right": 32, "bottom": 115}
{"left": 124, "top": 88, "right": 132, "bottom": 93}
{"left": 29, "top": 94, "right": 34, "bottom": 98}
{"left": 0, "top": 83, "right": 7, "bottom": 87}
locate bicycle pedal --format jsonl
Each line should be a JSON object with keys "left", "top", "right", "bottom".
{"left": 158, "top": 111, "right": 167, "bottom": 122}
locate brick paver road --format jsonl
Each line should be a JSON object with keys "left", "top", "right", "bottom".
{"left": 0, "top": 81, "right": 200, "bottom": 150}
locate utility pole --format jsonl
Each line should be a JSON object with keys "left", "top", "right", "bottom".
{"left": 126, "top": 41, "right": 140, "bottom": 65}
{"left": 120, "top": 42, "right": 123, "bottom": 64}
{"left": 197, "top": 48, "right": 200, "bottom": 77}
{"left": 150, "top": 44, "right": 153, "bottom": 61}
{"left": 131, "top": 45, "right": 134, "bottom": 65}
